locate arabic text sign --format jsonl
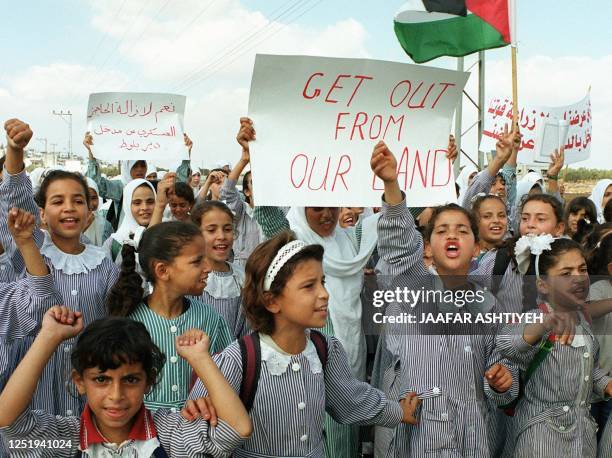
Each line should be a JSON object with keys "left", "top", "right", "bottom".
{"left": 480, "top": 93, "right": 591, "bottom": 165}
{"left": 248, "top": 55, "right": 469, "bottom": 207}
{"left": 86, "top": 92, "right": 187, "bottom": 161}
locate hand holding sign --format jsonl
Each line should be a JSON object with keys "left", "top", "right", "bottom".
{"left": 236, "top": 117, "right": 255, "bottom": 163}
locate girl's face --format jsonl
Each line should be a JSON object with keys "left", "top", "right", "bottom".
{"left": 41, "top": 178, "right": 90, "bottom": 241}
{"left": 537, "top": 249, "right": 589, "bottom": 311}
{"left": 429, "top": 210, "right": 479, "bottom": 275}
{"left": 520, "top": 201, "right": 564, "bottom": 236}
{"left": 170, "top": 196, "right": 192, "bottom": 222}
{"left": 339, "top": 207, "right": 357, "bottom": 228}
{"left": 267, "top": 259, "right": 329, "bottom": 330}
{"left": 200, "top": 208, "right": 234, "bottom": 268}
{"left": 305, "top": 207, "right": 339, "bottom": 237}
{"left": 603, "top": 185, "right": 612, "bottom": 209}
{"left": 477, "top": 199, "right": 507, "bottom": 247}
{"left": 131, "top": 185, "right": 155, "bottom": 226}
{"left": 490, "top": 176, "right": 507, "bottom": 202}
{"left": 130, "top": 161, "right": 147, "bottom": 180}
{"left": 72, "top": 362, "right": 149, "bottom": 445}
{"left": 567, "top": 208, "right": 588, "bottom": 235}
{"left": 88, "top": 187, "right": 99, "bottom": 212}
{"left": 163, "top": 236, "right": 211, "bottom": 296}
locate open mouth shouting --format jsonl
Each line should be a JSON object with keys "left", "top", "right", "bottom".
{"left": 444, "top": 241, "right": 460, "bottom": 259}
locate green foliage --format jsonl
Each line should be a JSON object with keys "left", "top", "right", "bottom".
{"left": 561, "top": 168, "right": 612, "bottom": 181}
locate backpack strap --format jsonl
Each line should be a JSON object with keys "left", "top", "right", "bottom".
{"left": 239, "top": 333, "right": 262, "bottom": 412}
{"left": 491, "top": 248, "right": 511, "bottom": 296}
{"left": 111, "top": 239, "right": 122, "bottom": 263}
{"left": 153, "top": 445, "right": 169, "bottom": 458}
{"left": 309, "top": 330, "right": 329, "bottom": 371}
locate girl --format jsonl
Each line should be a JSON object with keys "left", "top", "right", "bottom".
{"left": 471, "top": 194, "right": 509, "bottom": 257}
{"left": 1, "top": 118, "right": 119, "bottom": 417}
{"left": 370, "top": 141, "right": 518, "bottom": 457}
{"left": 107, "top": 221, "right": 233, "bottom": 412}
{"left": 190, "top": 200, "right": 249, "bottom": 338}
{"left": 168, "top": 181, "right": 195, "bottom": 222}
{"left": 565, "top": 197, "right": 597, "bottom": 238}
{"left": 338, "top": 207, "right": 363, "bottom": 228}
{"left": 219, "top": 122, "right": 265, "bottom": 267}
{"left": 0, "top": 308, "right": 252, "bottom": 457}
{"left": 83, "top": 178, "right": 113, "bottom": 246}
{"left": 190, "top": 231, "right": 421, "bottom": 457}
{"left": 589, "top": 179, "right": 612, "bottom": 223}
{"left": 198, "top": 169, "right": 228, "bottom": 201}
{"left": 496, "top": 237, "right": 612, "bottom": 457}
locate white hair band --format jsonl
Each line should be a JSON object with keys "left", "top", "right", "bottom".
{"left": 263, "top": 240, "right": 307, "bottom": 291}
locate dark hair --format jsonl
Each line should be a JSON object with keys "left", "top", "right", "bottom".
{"left": 242, "top": 171, "right": 252, "bottom": 205}
{"left": 107, "top": 222, "right": 202, "bottom": 316}
{"left": 173, "top": 181, "right": 195, "bottom": 205}
{"left": 423, "top": 203, "right": 479, "bottom": 242}
{"left": 565, "top": 197, "right": 597, "bottom": 230}
{"left": 471, "top": 194, "right": 506, "bottom": 216}
{"left": 573, "top": 218, "right": 596, "bottom": 245}
{"left": 520, "top": 193, "right": 564, "bottom": 225}
{"left": 587, "top": 232, "right": 612, "bottom": 275}
{"left": 0, "top": 155, "right": 5, "bottom": 172}
{"left": 242, "top": 231, "right": 324, "bottom": 334}
{"left": 71, "top": 317, "right": 165, "bottom": 386}
{"left": 522, "top": 238, "right": 585, "bottom": 310}
{"left": 190, "top": 200, "right": 234, "bottom": 227}
{"left": 605, "top": 199, "right": 612, "bottom": 223}
{"left": 34, "top": 170, "right": 91, "bottom": 208}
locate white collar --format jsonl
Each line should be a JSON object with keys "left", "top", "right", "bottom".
{"left": 41, "top": 231, "right": 106, "bottom": 275}
{"left": 259, "top": 332, "right": 323, "bottom": 376}
{"left": 83, "top": 438, "right": 160, "bottom": 457}
{"left": 204, "top": 262, "right": 245, "bottom": 298}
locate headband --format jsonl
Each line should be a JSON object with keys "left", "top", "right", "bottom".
{"left": 263, "top": 240, "right": 307, "bottom": 291}
{"left": 514, "top": 234, "right": 555, "bottom": 278}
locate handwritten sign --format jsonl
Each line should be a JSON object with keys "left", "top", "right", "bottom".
{"left": 86, "top": 92, "right": 187, "bottom": 161}
{"left": 480, "top": 93, "right": 592, "bottom": 165}
{"left": 248, "top": 54, "right": 469, "bottom": 207}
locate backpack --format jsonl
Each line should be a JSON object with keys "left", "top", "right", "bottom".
{"left": 238, "top": 331, "right": 328, "bottom": 411}
{"left": 491, "top": 247, "right": 512, "bottom": 296}
{"left": 106, "top": 197, "right": 123, "bottom": 232}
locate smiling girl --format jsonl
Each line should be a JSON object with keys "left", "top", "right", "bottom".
{"left": 471, "top": 194, "right": 509, "bottom": 259}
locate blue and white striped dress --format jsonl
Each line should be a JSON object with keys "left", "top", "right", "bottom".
{"left": 190, "top": 333, "right": 403, "bottom": 457}
{"left": 372, "top": 197, "right": 519, "bottom": 457}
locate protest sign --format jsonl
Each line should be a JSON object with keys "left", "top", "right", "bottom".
{"left": 248, "top": 54, "right": 469, "bottom": 207}
{"left": 480, "top": 93, "right": 591, "bottom": 165}
{"left": 86, "top": 92, "right": 187, "bottom": 161}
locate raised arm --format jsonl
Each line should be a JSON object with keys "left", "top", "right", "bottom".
{"left": 175, "top": 133, "right": 194, "bottom": 183}
{"left": 545, "top": 147, "right": 564, "bottom": 197}
{"left": 150, "top": 172, "right": 176, "bottom": 227}
{"left": 0, "top": 306, "right": 83, "bottom": 427}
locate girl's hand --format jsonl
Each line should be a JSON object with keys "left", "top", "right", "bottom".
{"left": 485, "top": 364, "right": 512, "bottom": 393}
{"left": 7, "top": 208, "right": 36, "bottom": 246}
{"left": 370, "top": 141, "right": 398, "bottom": 183}
{"left": 495, "top": 123, "right": 519, "bottom": 164}
{"left": 542, "top": 310, "right": 577, "bottom": 345}
{"left": 156, "top": 172, "right": 176, "bottom": 207}
{"left": 5, "top": 119, "right": 33, "bottom": 151}
{"left": 236, "top": 117, "right": 255, "bottom": 162}
{"left": 181, "top": 397, "right": 218, "bottom": 426}
{"left": 446, "top": 135, "right": 458, "bottom": 162}
{"left": 399, "top": 393, "right": 420, "bottom": 425}
{"left": 207, "top": 171, "right": 226, "bottom": 185}
{"left": 83, "top": 131, "right": 94, "bottom": 158}
{"left": 547, "top": 147, "right": 565, "bottom": 177}
{"left": 176, "top": 330, "right": 210, "bottom": 362}
{"left": 40, "top": 306, "right": 83, "bottom": 343}
{"left": 184, "top": 133, "right": 193, "bottom": 154}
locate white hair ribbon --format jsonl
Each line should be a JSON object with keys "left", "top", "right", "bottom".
{"left": 514, "top": 233, "right": 555, "bottom": 277}
{"left": 263, "top": 240, "right": 307, "bottom": 291}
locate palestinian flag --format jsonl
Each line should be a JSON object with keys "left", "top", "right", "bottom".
{"left": 394, "top": 0, "right": 515, "bottom": 64}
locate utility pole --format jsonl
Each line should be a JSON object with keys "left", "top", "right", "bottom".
{"left": 36, "top": 137, "right": 48, "bottom": 153}
{"left": 53, "top": 110, "right": 72, "bottom": 157}
{"left": 50, "top": 143, "right": 58, "bottom": 167}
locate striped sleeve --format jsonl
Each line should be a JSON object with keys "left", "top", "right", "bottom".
{"left": 500, "top": 164, "right": 517, "bottom": 213}
{"left": 324, "top": 337, "right": 403, "bottom": 428}
{"left": 482, "top": 334, "right": 520, "bottom": 406}
{"left": 154, "top": 410, "right": 245, "bottom": 457}
{"left": 252, "top": 206, "right": 290, "bottom": 239}
{"left": 495, "top": 319, "right": 546, "bottom": 370}
{"left": 220, "top": 179, "right": 246, "bottom": 223}
{"left": 85, "top": 159, "right": 123, "bottom": 202}
{"left": 0, "top": 410, "right": 80, "bottom": 457}
{"left": 189, "top": 341, "right": 244, "bottom": 399}
{"left": 461, "top": 171, "right": 495, "bottom": 208}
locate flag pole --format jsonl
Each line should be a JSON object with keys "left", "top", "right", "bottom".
{"left": 510, "top": 0, "right": 518, "bottom": 126}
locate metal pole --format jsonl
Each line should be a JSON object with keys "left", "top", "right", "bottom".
{"left": 454, "top": 57, "right": 464, "bottom": 178}
{"left": 52, "top": 110, "right": 73, "bottom": 157}
{"left": 478, "top": 51, "right": 486, "bottom": 169}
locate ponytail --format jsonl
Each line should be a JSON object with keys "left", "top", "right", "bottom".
{"left": 107, "top": 243, "right": 144, "bottom": 316}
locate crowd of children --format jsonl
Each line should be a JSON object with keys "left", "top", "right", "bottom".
{"left": 0, "top": 116, "right": 610, "bottom": 457}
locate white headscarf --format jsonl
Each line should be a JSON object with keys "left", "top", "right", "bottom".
{"left": 456, "top": 165, "right": 478, "bottom": 204}
{"left": 120, "top": 160, "right": 148, "bottom": 185}
{"left": 110, "top": 179, "right": 156, "bottom": 244}
{"left": 589, "top": 179, "right": 612, "bottom": 223}
{"left": 515, "top": 171, "right": 544, "bottom": 207}
{"left": 286, "top": 207, "right": 380, "bottom": 380}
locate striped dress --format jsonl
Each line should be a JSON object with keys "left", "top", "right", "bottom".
{"left": 372, "top": 197, "right": 519, "bottom": 457}
{"left": 190, "top": 261, "right": 250, "bottom": 339}
{"left": 190, "top": 333, "right": 403, "bottom": 457}
{"left": 0, "top": 250, "right": 17, "bottom": 283}
{"left": 496, "top": 309, "right": 612, "bottom": 457}
{"left": 129, "top": 298, "right": 233, "bottom": 411}
{"left": 0, "top": 168, "right": 119, "bottom": 417}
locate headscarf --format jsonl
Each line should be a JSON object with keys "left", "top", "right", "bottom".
{"left": 120, "top": 160, "right": 148, "bottom": 185}
{"left": 456, "top": 165, "right": 478, "bottom": 205}
{"left": 515, "top": 171, "right": 544, "bottom": 208}
{"left": 83, "top": 177, "right": 108, "bottom": 246}
{"left": 589, "top": 179, "right": 612, "bottom": 223}
{"left": 110, "top": 179, "right": 156, "bottom": 244}
{"left": 286, "top": 207, "right": 380, "bottom": 380}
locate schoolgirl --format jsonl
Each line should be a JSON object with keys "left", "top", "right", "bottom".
{"left": 190, "top": 231, "right": 420, "bottom": 457}
{"left": 189, "top": 200, "right": 249, "bottom": 338}
{"left": 471, "top": 194, "right": 509, "bottom": 260}
{"left": 83, "top": 178, "right": 113, "bottom": 246}
{"left": 198, "top": 169, "right": 228, "bottom": 201}
{"left": 496, "top": 237, "right": 612, "bottom": 457}
{"left": 370, "top": 141, "right": 518, "bottom": 457}
{"left": 218, "top": 117, "right": 265, "bottom": 267}
{"left": 564, "top": 196, "right": 597, "bottom": 240}
{"left": 0, "top": 309, "right": 252, "bottom": 457}
{"left": 589, "top": 179, "right": 612, "bottom": 223}
{"left": 0, "top": 118, "right": 119, "bottom": 417}
{"left": 108, "top": 221, "right": 233, "bottom": 412}
{"left": 167, "top": 181, "right": 195, "bottom": 222}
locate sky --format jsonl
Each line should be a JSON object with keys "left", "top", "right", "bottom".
{"left": 1, "top": 0, "right": 610, "bottom": 170}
